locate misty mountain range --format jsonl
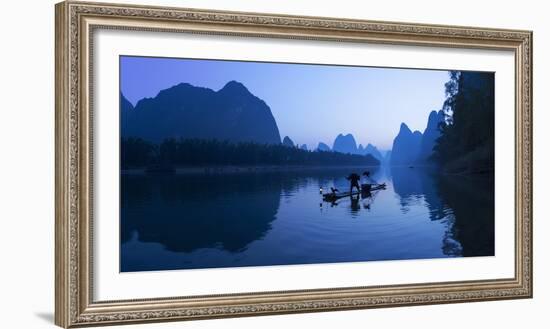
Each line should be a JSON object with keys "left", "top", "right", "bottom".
{"left": 121, "top": 80, "right": 443, "bottom": 165}
{"left": 390, "top": 110, "right": 445, "bottom": 165}
{"left": 286, "top": 134, "right": 387, "bottom": 162}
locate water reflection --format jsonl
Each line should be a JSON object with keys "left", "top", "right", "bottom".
{"left": 389, "top": 166, "right": 494, "bottom": 256}
{"left": 436, "top": 173, "right": 495, "bottom": 256}
{"left": 121, "top": 166, "right": 494, "bottom": 272}
{"left": 391, "top": 167, "right": 448, "bottom": 221}
{"left": 121, "top": 174, "right": 281, "bottom": 253}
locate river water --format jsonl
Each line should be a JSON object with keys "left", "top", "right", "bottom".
{"left": 120, "top": 166, "right": 494, "bottom": 272}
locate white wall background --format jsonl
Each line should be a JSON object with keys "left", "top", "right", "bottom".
{"left": 0, "top": 0, "right": 546, "bottom": 328}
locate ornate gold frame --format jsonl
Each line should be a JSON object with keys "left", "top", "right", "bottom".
{"left": 55, "top": 1, "right": 533, "bottom": 327}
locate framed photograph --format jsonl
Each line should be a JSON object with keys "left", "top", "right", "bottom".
{"left": 55, "top": 1, "right": 532, "bottom": 327}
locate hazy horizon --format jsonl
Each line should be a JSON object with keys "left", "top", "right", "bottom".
{"left": 121, "top": 56, "right": 449, "bottom": 150}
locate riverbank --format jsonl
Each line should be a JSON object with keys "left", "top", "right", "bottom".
{"left": 122, "top": 164, "right": 380, "bottom": 175}
{"left": 389, "top": 163, "right": 494, "bottom": 176}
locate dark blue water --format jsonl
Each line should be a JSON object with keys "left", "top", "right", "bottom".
{"left": 120, "top": 166, "right": 494, "bottom": 272}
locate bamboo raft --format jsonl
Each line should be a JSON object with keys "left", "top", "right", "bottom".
{"left": 322, "top": 183, "right": 386, "bottom": 202}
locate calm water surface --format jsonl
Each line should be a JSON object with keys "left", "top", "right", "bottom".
{"left": 120, "top": 167, "right": 494, "bottom": 272}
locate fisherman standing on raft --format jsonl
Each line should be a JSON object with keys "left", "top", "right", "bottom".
{"left": 346, "top": 173, "right": 361, "bottom": 193}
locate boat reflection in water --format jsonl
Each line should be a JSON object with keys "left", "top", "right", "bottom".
{"left": 121, "top": 166, "right": 494, "bottom": 272}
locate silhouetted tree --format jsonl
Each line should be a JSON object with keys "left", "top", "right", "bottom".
{"left": 433, "top": 71, "right": 495, "bottom": 173}
{"left": 121, "top": 138, "right": 157, "bottom": 168}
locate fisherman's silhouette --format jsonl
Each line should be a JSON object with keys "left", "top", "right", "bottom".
{"left": 346, "top": 173, "right": 361, "bottom": 193}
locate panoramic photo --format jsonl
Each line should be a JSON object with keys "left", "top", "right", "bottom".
{"left": 119, "top": 55, "right": 495, "bottom": 272}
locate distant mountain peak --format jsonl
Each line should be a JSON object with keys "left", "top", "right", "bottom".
{"left": 364, "top": 143, "right": 383, "bottom": 161}
{"left": 427, "top": 110, "right": 445, "bottom": 127}
{"left": 392, "top": 123, "right": 423, "bottom": 165}
{"left": 333, "top": 133, "right": 358, "bottom": 154}
{"left": 162, "top": 82, "right": 199, "bottom": 94}
{"left": 120, "top": 93, "right": 134, "bottom": 110}
{"left": 121, "top": 81, "right": 280, "bottom": 144}
{"left": 317, "top": 142, "right": 331, "bottom": 152}
{"left": 399, "top": 123, "right": 412, "bottom": 134}
{"left": 175, "top": 82, "right": 194, "bottom": 88}
{"left": 417, "top": 109, "right": 445, "bottom": 162}
{"left": 282, "top": 136, "right": 295, "bottom": 147}
{"left": 219, "top": 80, "right": 251, "bottom": 95}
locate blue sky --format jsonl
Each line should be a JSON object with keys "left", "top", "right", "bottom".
{"left": 120, "top": 56, "right": 449, "bottom": 150}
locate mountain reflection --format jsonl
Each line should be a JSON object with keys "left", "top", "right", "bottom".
{"left": 390, "top": 166, "right": 494, "bottom": 257}
{"left": 121, "top": 173, "right": 281, "bottom": 253}
{"left": 121, "top": 168, "right": 382, "bottom": 256}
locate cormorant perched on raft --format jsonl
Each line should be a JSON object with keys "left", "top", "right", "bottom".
{"left": 362, "top": 171, "right": 376, "bottom": 185}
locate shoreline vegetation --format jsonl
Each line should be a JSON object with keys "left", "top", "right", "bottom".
{"left": 122, "top": 164, "right": 381, "bottom": 175}
{"left": 121, "top": 137, "right": 380, "bottom": 170}
{"left": 121, "top": 164, "right": 493, "bottom": 176}
{"left": 127, "top": 164, "right": 497, "bottom": 179}
{"left": 432, "top": 71, "right": 495, "bottom": 174}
